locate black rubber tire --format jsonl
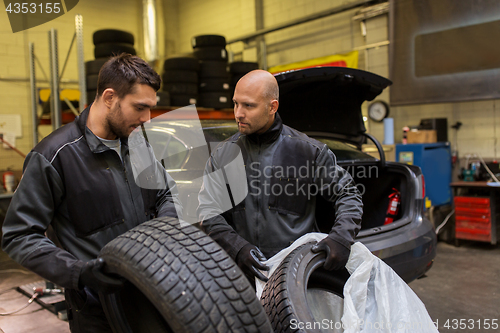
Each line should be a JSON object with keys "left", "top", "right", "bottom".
{"left": 194, "top": 47, "right": 228, "bottom": 61}
{"left": 162, "top": 70, "right": 198, "bottom": 84}
{"left": 156, "top": 91, "right": 170, "bottom": 107}
{"left": 199, "top": 61, "right": 228, "bottom": 78}
{"left": 99, "top": 218, "right": 272, "bottom": 333}
{"left": 163, "top": 83, "right": 198, "bottom": 95}
{"left": 86, "top": 74, "right": 99, "bottom": 91}
{"left": 260, "top": 243, "right": 350, "bottom": 333}
{"left": 198, "top": 92, "right": 232, "bottom": 109}
{"left": 93, "top": 29, "right": 134, "bottom": 45}
{"left": 85, "top": 58, "right": 109, "bottom": 75}
{"left": 94, "top": 43, "right": 136, "bottom": 58}
{"left": 191, "top": 35, "right": 226, "bottom": 48}
{"left": 163, "top": 57, "right": 200, "bottom": 72}
{"left": 170, "top": 94, "right": 198, "bottom": 107}
{"left": 86, "top": 90, "right": 97, "bottom": 105}
{"left": 229, "top": 61, "right": 259, "bottom": 74}
{"left": 199, "top": 78, "right": 231, "bottom": 93}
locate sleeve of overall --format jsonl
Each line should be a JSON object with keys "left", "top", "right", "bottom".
{"left": 1, "top": 152, "right": 84, "bottom": 290}
{"left": 316, "top": 146, "right": 363, "bottom": 248}
{"left": 197, "top": 156, "right": 249, "bottom": 259}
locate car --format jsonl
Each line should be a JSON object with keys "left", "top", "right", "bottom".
{"left": 135, "top": 66, "right": 436, "bottom": 284}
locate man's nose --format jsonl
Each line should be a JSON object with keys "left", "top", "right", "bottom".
{"left": 234, "top": 105, "right": 244, "bottom": 119}
{"left": 139, "top": 110, "right": 151, "bottom": 123}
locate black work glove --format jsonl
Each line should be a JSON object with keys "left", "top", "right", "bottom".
{"left": 236, "top": 244, "right": 270, "bottom": 282}
{"left": 311, "top": 236, "right": 351, "bottom": 271}
{"left": 79, "top": 258, "right": 124, "bottom": 294}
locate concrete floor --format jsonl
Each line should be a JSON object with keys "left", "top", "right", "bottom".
{"left": 0, "top": 240, "right": 499, "bottom": 333}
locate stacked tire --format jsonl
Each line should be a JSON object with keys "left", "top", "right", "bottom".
{"left": 161, "top": 56, "right": 200, "bottom": 107}
{"left": 85, "top": 29, "right": 136, "bottom": 106}
{"left": 192, "top": 35, "right": 232, "bottom": 109}
{"left": 229, "top": 61, "right": 259, "bottom": 96}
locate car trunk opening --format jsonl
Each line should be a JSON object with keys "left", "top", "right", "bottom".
{"left": 315, "top": 162, "right": 413, "bottom": 233}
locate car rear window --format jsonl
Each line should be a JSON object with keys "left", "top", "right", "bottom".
{"left": 315, "top": 137, "right": 377, "bottom": 162}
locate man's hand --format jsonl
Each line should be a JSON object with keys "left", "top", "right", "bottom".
{"left": 311, "top": 236, "right": 350, "bottom": 271}
{"left": 236, "top": 244, "right": 270, "bottom": 282}
{"left": 79, "top": 258, "right": 124, "bottom": 294}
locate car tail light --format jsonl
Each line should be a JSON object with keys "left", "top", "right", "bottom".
{"left": 416, "top": 174, "right": 425, "bottom": 200}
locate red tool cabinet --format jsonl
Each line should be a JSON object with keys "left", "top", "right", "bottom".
{"left": 451, "top": 182, "right": 499, "bottom": 245}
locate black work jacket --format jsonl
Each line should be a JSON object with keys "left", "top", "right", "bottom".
{"left": 1, "top": 106, "right": 178, "bottom": 290}
{"left": 199, "top": 113, "right": 363, "bottom": 259}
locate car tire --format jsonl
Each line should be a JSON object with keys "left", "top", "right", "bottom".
{"left": 163, "top": 57, "right": 200, "bottom": 72}
{"left": 156, "top": 91, "right": 170, "bottom": 107}
{"left": 194, "top": 47, "right": 227, "bottom": 61}
{"left": 191, "top": 35, "right": 226, "bottom": 48}
{"left": 86, "top": 90, "right": 97, "bottom": 106}
{"left": 170, "top": 94, "right": 198, "bottom": 107}
{"left": 229, "top": 61, "right": 259, "bottom": 74}
{"left": 198, "top": 92, "right": 232, "bottom": 109}
{"left": 199, "top": 78, "right": 231, "bottom": 93}
{"left": 94, "top": 43, "right": 136, "bottom": 58}
{"left": 86, "top": 74, "right": 99, "bottom": 91}
{"left": 99, "top": 218, "right": 273, "bottom": 333}
{"left": 163, "top": 83, "right": 198, "bottom": 95}
{"left": 85, "top": 58, "right": 109, "bottom": 75}
{"left": 260, "top": 243, "right": 350, "bottom": 333}
{"left": 93, "top": 29, "right": 135, "bottom": 45}
{"left": 199, "top": 61, "right": 228, "bottom": 78}
{"left": 162, "top": 70, "right": 198, "bottom": 84}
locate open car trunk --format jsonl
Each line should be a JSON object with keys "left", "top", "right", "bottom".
{"left": 315, "top": 162, "right": 415, "bottom": 233}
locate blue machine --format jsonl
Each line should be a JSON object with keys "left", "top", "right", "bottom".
{"left": 396, "top": 142, "right": 452, "bottom": 206}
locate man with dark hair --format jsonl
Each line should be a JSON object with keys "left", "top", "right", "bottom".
{"left": 198, "top": 70, "right": 363, "bottom": 283}
{"left": 2, "top": 53, "right": 179, "bottom": 332}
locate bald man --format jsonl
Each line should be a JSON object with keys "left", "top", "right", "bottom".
{"left": 198, "top": 70, "right": 363, "bottom": 283}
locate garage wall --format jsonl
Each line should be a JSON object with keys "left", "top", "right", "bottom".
{"left": 0, "top": 0, "right": 142, "bottom": 172}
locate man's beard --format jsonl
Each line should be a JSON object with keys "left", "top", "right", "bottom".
{"left": 107, "top": 102, "right": 130, "bottom": 139}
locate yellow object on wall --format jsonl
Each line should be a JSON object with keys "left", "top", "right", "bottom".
{"left": 268, "top": 50, "right": 359, "bottom": 74}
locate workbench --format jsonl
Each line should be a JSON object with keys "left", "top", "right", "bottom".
{"left": 450, "top": 181, "right": 500, "bottom": 245}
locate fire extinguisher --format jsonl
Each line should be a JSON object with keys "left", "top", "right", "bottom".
{"left": 384, "top": 188, "right": 401, "bottom": 225}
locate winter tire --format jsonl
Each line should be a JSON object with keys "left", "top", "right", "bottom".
{"left": 162, "top": 70, "right": 198, "bottom": 84}
{"left": 199, "top": 61, "right": 228, "bottom": 78}
{"left": 260, "top": 243, "right": 350, "bottom": 333}
{"left": 94, "top": 43, "right": 136, "bottom": 58}
{"left": 85, "top": 58, "right": 109, "bottom": 75}
{"left": 99, "top": 217, "right": 272, "bottom": 333}
{"left": 229, "top": 62, "right": 259, "bottom": 74}
{"left": 93, "top": 29, "right": 134, "bottom": 45}
{"left": 191, "top": 35, "right": 226, "bottom": 48}
{"left": 86, "top": 74, "right": 99, "bottom": 91}
{"left": 86, "top": 90, "right": 97, "bottom": 105}
{"left": 194, "top": 47, "right": 227, "bottom": 61}
{"left": 163, "top": 83, "right": 198, "bottom": 95}
{"left": 199, "top": 78, "right": 231, "bottom": 93}
{"left": 199, "top": 92, "right": 232, "bottom": 109}
{"left": 170, "top": 94, "right": 198, "bottom": 107}
{"left": 163, "top": 57, "right": 200, "bottom": 72}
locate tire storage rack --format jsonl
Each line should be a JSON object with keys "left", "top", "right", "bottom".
{"left": 229, "top": 61, "right": 259, "bottom": 97}
{"left": 192, "top": 35, "right": 232, "bottom": 109}
{"left": 160, "top": 56, "right": 200, "bottom": 107}
{"left": 85, "top": 29, "right": 137, "bottom": 106}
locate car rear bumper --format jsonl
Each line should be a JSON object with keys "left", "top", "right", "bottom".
{"left": 357, "top": 216, "right": 437, "bottom": 283}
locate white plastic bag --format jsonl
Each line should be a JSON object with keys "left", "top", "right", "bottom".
{"left": 342, "top": 242, "right": 438, "bottom": 333}
{"left": 256, "top": 235, "right": 438, "bottom": 333}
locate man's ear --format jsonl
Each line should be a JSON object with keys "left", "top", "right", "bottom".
{"left": 270, "top": 99, "right": 279, "bottom": 115}
{"left": 101, "top": 88, "right": 116, "bottom": 108}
